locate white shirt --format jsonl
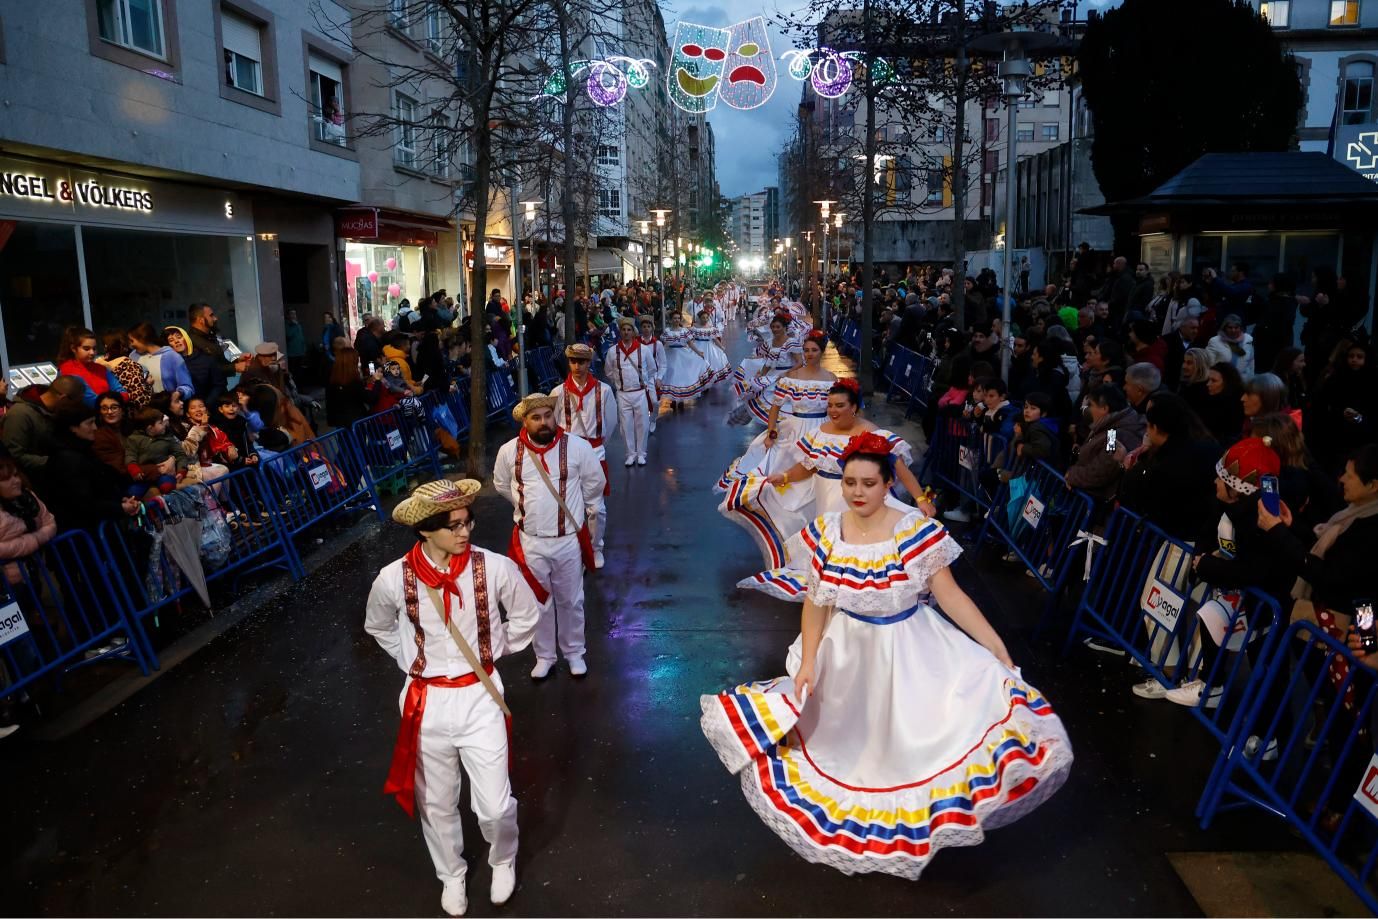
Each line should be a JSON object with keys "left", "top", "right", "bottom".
{"left": 493, "top": 432, "right": 605, "bottom": 537}
{"left": 639, "top": 335, "right": 667, "bottom": 382}
{"left": 364, "top": 547, "right": 540, "bottom": 679}
{"left": 550, "top": 376, "right": 618, "bottom": 452}
{"left": 606, "top": 340, "right": 653, "bottom": 393}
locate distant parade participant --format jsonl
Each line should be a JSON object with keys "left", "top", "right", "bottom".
{"left": 701, "top": 434, "right": 1073, "bottom": 880}
{"left": 494, "top": 394, "right": 605, "bottom": 679}
{"left": 606, "top": 317, "right": 653, "bottom": 466}
{"left": 637, "top": 315, "right": 667, "bottom": 435}
{"left": 550, "top": 342, "right": 617, "bottom": 568}
{"left": 659, "top": 310, "right": 712, "bottom": 405}
{"left": 691, "top": 310, "right": 733, "bottom": 386}
{"left": 365, "top": 479, "right": 541, "bottom": 916}
{"left": 729, "top": 311, "right": 803, "bottom": 426}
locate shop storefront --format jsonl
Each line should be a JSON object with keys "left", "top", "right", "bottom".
{"left": 337, "top": 207, "right": 453, "bottom": 331}
{"left": 0, "top": 154, "right": 258, "bottom": 373}
{"left": 465, "top": 241, "right": 513, "bottom": 307}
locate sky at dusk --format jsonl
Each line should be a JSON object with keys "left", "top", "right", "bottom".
{"left": 658, "top": 0, "right": 1122, "bottom": 200}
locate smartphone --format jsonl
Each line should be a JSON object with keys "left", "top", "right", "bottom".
{"left": 1357, "top": 600, "right": 1377, "bottom": 653}
{"left": 367, "top": 362, "right": 376, "bottom": 375}
{"left": 1260, "top": 474, "right": 1281, "bottom": 516}
{"left": 1105, "top": 429, "right": 1118, "bottom": 453}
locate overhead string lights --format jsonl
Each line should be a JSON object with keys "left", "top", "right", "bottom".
{"left": 667, "top": 17, "right": 777, "bottom": 113}
{"left": 539, "top": 57, "right": 657, "bottom": 107}
{"left": 780, "top": 48, "right": 895, "bottom": 100}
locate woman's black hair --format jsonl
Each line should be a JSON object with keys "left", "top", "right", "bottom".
{"left": 1088, "top": 383, "right": 1128, "bottom": 413}
{"left": 1351, "top": 444, "right": 1378, "bottom": 485}
{"left": 1144, "top": 392, "right": 1214, "bottom": 444}
{"left": 840, "top": 450, "right": 896, "bottom": 484}
{"left": 828, "top": 382, "right": 860, "bottom": 407}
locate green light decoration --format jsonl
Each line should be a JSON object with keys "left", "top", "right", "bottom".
{"left": 784, "top": 51, "right": 813, "bottom": 81}
{"left": 540, "top": 57, "right": 655, "bottom": 104}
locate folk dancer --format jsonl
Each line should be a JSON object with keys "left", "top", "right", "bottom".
{"left": 365, "top": 479, "right": 540, "bottom": 916}
{"left": 607, "top": 317, "right": 652, "bottom": 466}
{"left": 550, "top": 342, "right": 617, "bottom": 568}
{"left": 493, "top": 395, "right": 605, "bottom": 679}
{"left": 637, "top": 315, "right": 667, "bottom": 435}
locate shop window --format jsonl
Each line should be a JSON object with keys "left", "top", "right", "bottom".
{"left": 309, "top": 54, "right": 347, "bottom": 146}
{"left": 344, "top": 242, "right": 426, "bottom": 327}
{"left": 1261, "top": 0, "right": 1291, "bottom": 27}
{"left": 395, "top": 93, "right": 420, "bottom": 169}
{"left": 1330, "top": 0, "right": 1360, "bottom": 26}
{"left": 1342, "top": 61, "right": 1375, "bottom": 124}
{"left": 222, "top": 9, "right": 263, "bottom": 95}
{"left": 96, "top": 0, "right": 166, "bottom": 59}
{"left": 0, "top": 223, "right": 85, "bottom": 367}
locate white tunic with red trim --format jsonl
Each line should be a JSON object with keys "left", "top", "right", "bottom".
{"left": 700, "top": 510, "right": 1072, "bottom": 881}
{"left": 492, "top": 431, "right": 605, "bottom": 538}
{"left": 551, "top": 376, "right": 618, "bottom": 460}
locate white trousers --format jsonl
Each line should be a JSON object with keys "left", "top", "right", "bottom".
{"left": 592, "top": 450, "right": 608, "bottom": 553}
{"left": 409, "top": 679, "right": 518, "bottom": 883}
{"left": 522, "top": 532, "right": 586, "bottom": 662}
{"left": 616, "top": 389, "right": 649, "bottom": 457}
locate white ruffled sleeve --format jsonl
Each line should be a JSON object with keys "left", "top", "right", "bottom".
{"left": 802, "top": 514, "right": 839, "bottom": 607}
{"left": 898, "top": 513, "right": 963, "bottom": 592}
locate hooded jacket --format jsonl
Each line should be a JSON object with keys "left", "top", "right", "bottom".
{"left": 1066, "top": 407, "right": 1146, "bottom": 499}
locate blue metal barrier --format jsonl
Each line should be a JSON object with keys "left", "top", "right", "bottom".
{"left": 918, "top": 416, "right": 1002, "bottom": 511}
{"left": 976, "top": 459, "right": 1093, "bottom": 622}
{"left": 101, "top": 471, "right": 298, "bottom": 666}
{"left": 1198, "top": 620, "right": 1378, "bottom": 914}
{"left": 443, "top": 386, "right": 472, "bottom": 444}
{"left": 0, "top": 529, "right": 150, "bottom": 702}
{"left": 258, "top": 427, "right": 376, "bottom": 558}
{"left": 350, "top": 403, "right": 443, "bottom": 511}
{"left": 484, "top": 369, "right": 519, "bottom": 424}
{"left": 530, "top": 346, "right": 561, "bottom": 391}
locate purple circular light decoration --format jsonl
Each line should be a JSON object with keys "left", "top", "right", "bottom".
{"left": 586, "top": 61, "right": 627, "bottom": 107}
{"left": 810, "top": 51, "right": 852, "bottom": 99}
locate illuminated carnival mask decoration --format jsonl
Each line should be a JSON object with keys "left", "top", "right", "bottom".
{"left": 667, "top": 21, "right": 731, "bottom": 113}
{"left": 540, "top": 57, "right": 656, "bottom": 107}
{"left": 718, "top": 16, "right": 777, "bottom": 110}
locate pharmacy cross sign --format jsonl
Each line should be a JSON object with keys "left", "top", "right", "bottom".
{"left": 1346, "top": 130, "right": 1378, "bottom": 176}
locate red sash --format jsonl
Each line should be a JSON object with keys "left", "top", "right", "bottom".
{"left": 508, "top": 526, "right": 550, "bottom": 604}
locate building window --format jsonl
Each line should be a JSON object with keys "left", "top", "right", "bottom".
{"left": 596, "top": 144, "right": 620, "bottom": 165}
{"left": 598, "top": 188, "right": 621, "bottom": 220}
{"left": 96, "top": 0, "right": 166, "bottom": 59}
{"left": 1016, "top": 124, "right": 1034, "bottom": 142}
{"left": 932, "top": 124, "right": 947, "bottom": 142}
{"left": 1260, "top": 0, "right": 1291, "bottom": 26}
{"left": 1343, "top": 61, "right": 1375, "bottom": 124}
{"left": 1041, "top": 123, "right": 1060, "bottom": 141}
{"left": 395, "top": 93, "right": 420, "bottom": 168}
{"left": 221, "top": 10, "right": 263, "bottom": 95}
{"left": 424, "top": 3, "right": 444, "bottom": 55}
{"left": 985, "top": 117, "right": 999, "bottom": 142}
{"left": 925, "top": 168, "right": 944, "bottom": 204}
{"left": 1330, "top": 0, "right": 1360, "bottom": 25}
{"left": 430, "top": 111, "right": 450, "bottom": 178}
{"left": 389, "top": 0, "right": 409, "bottom": 28}
{"left": 309, "top": 54, "right": 347, "bottom": 145}
{"left": 1043, "top": 90, "right": 1059, "bottom": 107}
{"left": 982, "top": 181, "right": 992, "bottom": 208}
{"left": 983, "top": 150, "right": 999, "bottom": 175}
{"left": 1018, "top": 98, "right": 1035, "bottom": 110}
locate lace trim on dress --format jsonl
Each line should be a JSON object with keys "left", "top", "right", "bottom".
{"left": 803, "top": 512, "right": 962, "bottom": 614}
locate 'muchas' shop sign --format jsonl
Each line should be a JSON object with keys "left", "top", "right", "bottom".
{"left": 0, "top": 169, "right": 153, "bottom": 213}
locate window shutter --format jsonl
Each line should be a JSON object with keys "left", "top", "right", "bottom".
{"left": 222, "top": 10, "right": 262, "bottom": 62}
{"left": 942, "top": 155, "right": 953, "bottom": 208}
{"left": 310, "top": 53, "right": 343, "bottom": 84}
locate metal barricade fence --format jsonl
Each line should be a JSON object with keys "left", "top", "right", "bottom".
{"left": 443, "top": 385, "right": 472, "bottom": 444}
{"left": 0, "top": 529, "right": 150, "bottom": 701}
{"left": 258, "top": 427, "right": 376, "bottom": 557}
{"left": 976, "top": 458, "right": 1093, "bottom": 621}
{"left": 350, "top": 403, "right": 443, "bottom": 510}
{"left": 530, "top": 346, "right": 561, "bottom": 391}
{"left": 484, "top": 369, "right": 519, "bottom": 424}
{"left": 101, "top": 471, "right": 298, "bottom": 666}
{"left": 1198, "top": 620, "right": 1378, "bottom": 914}
{"left": 918, "top": 416, "right": 1002, "bottom": 510}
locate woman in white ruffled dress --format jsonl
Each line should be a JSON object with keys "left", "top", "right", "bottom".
{"left": 730, "top": 313, "right": 802, "bottom": 426}
{"left": 659, "top": 311, "right": 712, "bottom": 402}
{"left": 691, "top": 311, "right": 732, "bottom": 385}
{"left": 701, "top": 433, "right": 1073, "bottom": 881}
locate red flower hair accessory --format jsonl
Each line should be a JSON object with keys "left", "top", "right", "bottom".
{"left": 835, "top": 377, "right": 861, "bottom": 398}
{"left": 838, "top": 431, "right": 897, "bottom": 469}
{"left": 772, "top": 310, "right": 793, "bottom": 325}
{"left": 806, "top": 329, "right": 828, "bottom": 346}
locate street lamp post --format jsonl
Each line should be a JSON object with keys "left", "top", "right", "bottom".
{"left": 834, "top": 213, "right": 846, "bottom": 278}
{"left": 525, "top": 201, "right": 538, "bottom": 311}
{"left": 511, "top": 197, "right": 541, "bottom": 399}
{"left": 651, "top": 208, "right": 670, "bottom": 327}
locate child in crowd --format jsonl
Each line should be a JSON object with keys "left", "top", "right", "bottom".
{"left": 125, "top": 407, "right": 190, "bottom": 498}
{"left": 212, "top": 393, "right": 258, "bottom": 468}
{"left": 182, "top": 396, "right": 236, "bottom": 482}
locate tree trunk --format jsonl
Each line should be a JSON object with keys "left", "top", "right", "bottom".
{"left": 950, "top": 0, "right": 968, "bottom": 328}
{"left": 467, "top": 98, "right": 494, "bottom": 480}
{"left": 558, "top": 8, "right": 579, "bottom": 346}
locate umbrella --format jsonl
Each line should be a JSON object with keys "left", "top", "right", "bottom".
{"left": 160, "top": 517, "right": 210, "bottom": 608}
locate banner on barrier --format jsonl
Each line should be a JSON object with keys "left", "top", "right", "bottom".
{"left": 1021, "top": 495, "right": 1046, "bottom": 530}
{"left": 1142, "top": 579, "right": 1186, "bottom": 631}
{"left": 1354, "top": 754, "right": 1378, "bottom": 820}
{"left": 386, "top": 429, "right": 404, "bottom": 452}
{"left": 309, "top": 465, "right": 333, "bottom": 491}
{"left": 959, "top": 445, "right": 976, "bottom": 471}
{"left": 0, "top": 600, "right": 30, "bottom": 647}
{"left": 1197, "top": 594, "right": 1249, "bottom": 652}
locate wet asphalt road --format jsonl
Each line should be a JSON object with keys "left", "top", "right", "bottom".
{"left": 0, "top": 325, "right": 1290, "bottom": 916}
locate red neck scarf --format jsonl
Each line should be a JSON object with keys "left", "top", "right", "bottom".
{"left": 563, "top": 373, "right": 596, "bottom": 409}
{"left": 518, "top": 426, "right": 563, "bottom": 456}
{"left": 405, "top": 542, "right": 471, "bottom": 626}
{"left": 640, "top": 335, "right": 658, "bottom": 346}
{"left": 617, "top": 339, "right": 641, "bottom": 358}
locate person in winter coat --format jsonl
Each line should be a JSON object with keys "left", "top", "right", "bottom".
{"left": 93, "top": 392, "right": 130, "bottom": 476}
{"left": 1253, "top": 274, "right": 1298, "bottom": 374}
{"left": 100, "top": 331, "right": 154, "bottom": 408}
{"left": 56, "top": 326, "right": 127, "bottom": 408}
{"left": 1066, "top": 384, "right": 1146, "bottom": 504}
{"left": 382, "top": 333, "right": 423, "bottom": 394}
{"left": 1, "top": 376, "right": 85, "bottom": 488}
{"left": 128, "top": 322, "right": 194, "bottom": 401}
{"left": 1116, "top": 393, "right": 1219, "bottom": 540}
{"left": 1198, "top": 363, "right": 1246, "bottom": 447}
{"left": 165, "top": 325, "right": 220, "bottom": 403}
{"left": 1312, "top": 341, "right": 1376, "bottom": 473}
{"left": 45, "top": 407, "right": 141, "bottom": 532}
{"left": 1007, "top": 391, "right": 1061, "bottom": 473}
{"left": 326, "top": 348, "right": 382, "bottom": 429}
{"left": 211, "top": 394, "right": 258, "bottom": 469}
{"left": 0, "top": 456, "right": 57, "bottom": 586}
{"left": 125, "top": 406, "right": 190, "bottom": 497}
{"left": 1128, "top": 320, "right": 1167, "bottom": 373}
{"left": 1205, "top": 314, "right": 1255, "bottom": 382}
{"left": 182, "top": 396, "right": 236, "bottom": 482}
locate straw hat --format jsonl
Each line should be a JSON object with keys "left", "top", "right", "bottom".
{"left": 616, "top": 316, "right": 636, "bottom": 331}
{"left": 511, "top": 393, "right": 557, "bottom": 423}
{"left": 565, "top": 343, "right": 594, "bottom": 360}
{"left": 392, "top": 478, "right": 482, "bottom": 526}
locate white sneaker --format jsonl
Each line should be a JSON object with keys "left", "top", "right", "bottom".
{"left": 1132, "top": 678, "right": 1170, "bottom": 700}
{"left": 942, "top": 507, "right": 972, "bottom": 523}
{"left": 567, "top": 655, "right": 588, "bottom": 677}
{"left": 1243, "top": 734, "right": 1279, "bottom": 761}
{"left": 0, "top": 724, "right": 18, "bottom": 740}
{"left": 624, "top": 455, "right": 636, "bottom": 467}
{"left": 594, "top": 551, "right": 605, "bottom": 569}
{"left": 441, "top": 879, "right": 467, "bottom": 916}
{"left": 490, "top": 863, "right": 516, "bottom": 905}
{"left": 530, "top": 659, "right": 556, "bottom": 680}
{"left": 1164, "top": 679, "right": 1222, "bottom": 709}
{"left": 636, "top": 454, "right": 647, "bottom": 466}
{"left": 1081, "top": 635, "right": 1127, "bottom": 656}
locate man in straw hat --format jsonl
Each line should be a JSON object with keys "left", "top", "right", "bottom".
{"left": 494, "top": 394, "right": 605, "bottom": 679}
{"left": 365, "top": 479, "right": 541, "bottom": 916}
{"left": 606, "top": 317, "right": 652, "bottom": 466}
{"left": 550, "top": 342, "right": 616, "bottom": 568}
{"left": 637, "top": 315, "right": 667, "bottom": 435}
